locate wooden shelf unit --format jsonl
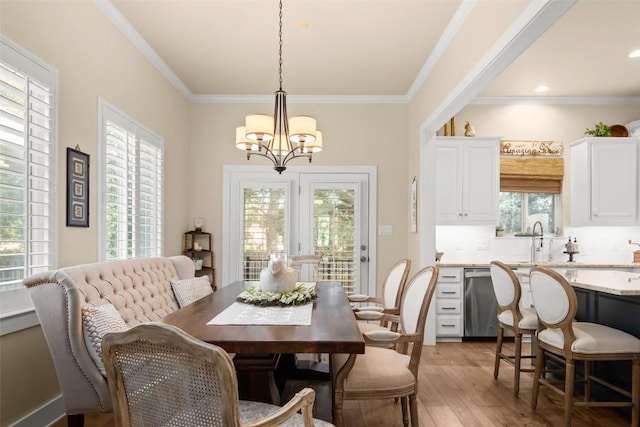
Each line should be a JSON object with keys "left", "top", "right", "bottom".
{"left": 183, "top": 230, "right": 216, "bottom": 290}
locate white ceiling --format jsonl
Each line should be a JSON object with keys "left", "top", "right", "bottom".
{"left": 104, "top": 0, "right": 640, "bottom": 101}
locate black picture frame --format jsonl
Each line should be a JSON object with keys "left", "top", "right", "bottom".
{"left": 66, "top": 147, "right": 90, "bottom": 227}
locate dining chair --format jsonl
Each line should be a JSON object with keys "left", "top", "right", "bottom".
{"left": 102, "top": 322, "right": 333, "bottom": 427}
{"left": 348, "top": 258, "right": 411, "bottom": 334}
{"left": 289, "top": 254, "right": 323, "bottom": 281}
{"left": 489, "top": 260, "right": 538, "bottom": 395}
{"left": 331, "top": 265, "right": 438, "bottom": 427}
{"left": 529, "top": 267, "right": 640, "bottom": 427}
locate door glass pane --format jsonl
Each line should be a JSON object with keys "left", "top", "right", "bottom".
{"left": 242, "top": 187, "right": 286, "bottom": 280}
{"left": 313, "top": 189, "right": 357, "bottom": 293}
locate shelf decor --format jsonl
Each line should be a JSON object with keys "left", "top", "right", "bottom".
{"left": 66, "top": 147, "right": 90, "bottom": 227}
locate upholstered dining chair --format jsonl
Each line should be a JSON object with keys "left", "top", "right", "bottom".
{"left": 348, "top": 258, "right": 411, "bottom": 334}
{"left": 489, "top": 260, "right": 538, "bottom": 395}
{"left": 331, "top": 265, "right": 438, "bottom": 427}
{"left": 102, "top": 322, "right": 333, "bottom": 427}
{"left": 529, "top": 267, "right": 640, "bottom": 427}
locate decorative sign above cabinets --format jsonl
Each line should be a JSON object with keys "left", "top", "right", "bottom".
{"left": 500, "top": 140, "right": 563, "bottom": 157}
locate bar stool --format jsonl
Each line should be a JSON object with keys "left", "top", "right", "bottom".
{"left": 529, "top": 266, "right": 640, "bottom": 427}
{"left": 489, "top": 261, "right": 538, "bottom": 395}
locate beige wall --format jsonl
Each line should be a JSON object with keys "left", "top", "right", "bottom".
{"left": 1, "top": 2, "right": 190, "bottom": 424}
{"left": 188, "top": 102, "right": 410, "bottom": 288}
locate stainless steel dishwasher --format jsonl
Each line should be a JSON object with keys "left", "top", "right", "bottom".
{"left": 463, "top": 268, "right": 498, "bottom": 338}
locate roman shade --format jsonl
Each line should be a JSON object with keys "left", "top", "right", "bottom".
{"left": 500, "top": 157, "right": 564, "bottom": 194}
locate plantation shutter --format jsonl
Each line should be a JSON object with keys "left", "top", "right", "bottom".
{"left": 0, "top": 46, "right": 55, "bottom": 291}
{"left": 101, "top": 102, "right": 163, "bottom": 260}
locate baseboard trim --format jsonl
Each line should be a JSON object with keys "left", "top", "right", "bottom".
{"left": 10, "top": 395, "right": 64, "bottom": 427}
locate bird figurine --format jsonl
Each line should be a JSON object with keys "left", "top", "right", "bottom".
{"left": 464, "top": 121, "right": 476, "bottom": 137}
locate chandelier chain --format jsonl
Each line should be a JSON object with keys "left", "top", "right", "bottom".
{"left": 278, "top": 0, "right": 283, "bottom": 91}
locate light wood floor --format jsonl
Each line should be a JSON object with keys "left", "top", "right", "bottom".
{"left": 54, "top": 341, "right": 631, "bottom": 426}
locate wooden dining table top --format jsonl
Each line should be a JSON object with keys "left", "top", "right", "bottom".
{"left": 162, "top": 281, "right": 365, "bottom": 355}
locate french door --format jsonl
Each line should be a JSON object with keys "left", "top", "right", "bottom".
{"left": 222, "top": 166, "right": 376, "bottom": 295}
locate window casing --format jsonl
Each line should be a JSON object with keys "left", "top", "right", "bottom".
{"left": 98, "top": 100, "right": 163, "bottom": 260}
{"left": 0, "top": 37, "right": 56, "bottom": 299}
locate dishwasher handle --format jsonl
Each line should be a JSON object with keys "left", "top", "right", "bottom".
{"left": 464, "top": 271, "right": 491, "bottom": 278}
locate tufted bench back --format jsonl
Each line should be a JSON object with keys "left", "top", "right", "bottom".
{"left": 24, "top": 255, "right": 195, "bottom": 417}
{"left": 61, "top": 257, "right": 180, "bottom": 325}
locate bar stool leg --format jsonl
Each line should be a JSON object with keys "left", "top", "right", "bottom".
{"left": 633, "top": 359, "right": 639, "bottom": 427}
{"left": 494, "top": 326, "right": 504, "bottom": 379}
{"left": 584, "top": 360, "right": 591, "bottom": 402}
{"left": 564, "top": 359, "right": 576, "bottom": 427}
{"left": 531, "top": 347, "right": 545, "bottom": 409}
{"left": 514, "top": 333, "right": 523, "bottom": 396}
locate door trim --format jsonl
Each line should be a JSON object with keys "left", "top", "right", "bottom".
{"left": 222, "top": 165, "right": 377, "bottom": 296}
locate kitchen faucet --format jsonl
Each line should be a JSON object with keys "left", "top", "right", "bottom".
{"left": 531, "top": 221, "right": 544, "bottom": 262}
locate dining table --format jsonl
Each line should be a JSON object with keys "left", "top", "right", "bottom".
{"left": 161, "top": 280, "right": 365, "bottom": 404}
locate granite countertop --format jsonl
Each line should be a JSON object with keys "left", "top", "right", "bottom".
{"left": 437, "top": 261, "right": 639, "bottom": 269}
{"left": 537, "top": 269, "right": 640, "bottom": 296}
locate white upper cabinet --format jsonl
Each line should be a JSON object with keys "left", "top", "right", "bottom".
{"left": 435, "top": 137, "right": 500, "bottom": 225}
{"left": 570, "top": 137, "right": 640, "bottom": 226}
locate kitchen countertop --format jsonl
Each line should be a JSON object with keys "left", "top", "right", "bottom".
{"left": 437, "top": 261, "right": 639, "bottom": 269}
{"left": 525, "top": 269, "right": 640, "bottom": 296}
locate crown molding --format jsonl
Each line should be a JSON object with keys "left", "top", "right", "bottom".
{"left": 92, "top": 0, "right": 194, "bottom": 100}
{"left": 471, "top": 96, "right": 640, "bottom": 105}
{"left": 95, "top": 0, "right": 636, "bottom": 107}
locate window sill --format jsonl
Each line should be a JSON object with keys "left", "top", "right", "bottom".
{"left": 0, "top": 307, "right": 39, "bottom": 336}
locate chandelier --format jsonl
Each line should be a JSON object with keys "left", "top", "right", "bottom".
{"left": 235, "top": 0, "right": 322, "bottom": 174}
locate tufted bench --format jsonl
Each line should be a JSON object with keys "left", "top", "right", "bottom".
{"left": 24, "top": 255, "right": 195, "bottom": 426}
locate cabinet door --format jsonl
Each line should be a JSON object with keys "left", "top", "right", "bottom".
{"left": 435, "top": 144, "right": 463, "bottom": 222}
{"left": 590, "top": 141, "right": 638, "bottom": 224}
{"left": 462, "top": 143, "right": 499, "bottom": 222}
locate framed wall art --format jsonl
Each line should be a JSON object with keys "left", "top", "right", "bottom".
{"left": 66, "top": 147, "right": 90, "bottom": 227}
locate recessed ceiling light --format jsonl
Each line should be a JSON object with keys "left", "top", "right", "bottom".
{"left": 629, "top": 49, "right": 640, "bottom": 58}
{"left": 534, "top": 85, "right": 549, "bottom": 93}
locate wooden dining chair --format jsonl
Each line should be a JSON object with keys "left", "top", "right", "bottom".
{"left": 102, "top": 322, "right": 333, "bottom": 426}
{"left": 349, "top": 258, "right": 411, "bottom": 334}
{"left": 489, "top": 260, "right": 538, "bottom": 395}
{"left": 289, "top": 254, "right": 323, "bottom": 281}
{"left": 529, "top": 267, "right": 640, "bottom": 427}
{"left": 331, "top": 265, "right": 438, "bottom": 427}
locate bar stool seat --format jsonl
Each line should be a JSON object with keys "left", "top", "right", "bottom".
{"left": 490, "top": 261, "right": 538, "bottom": 396}
{"left": 529, "top": 266, "right": 640, "bottom": 427}
{"left": 497, "top": 306, "right": 538, "bottom": 330}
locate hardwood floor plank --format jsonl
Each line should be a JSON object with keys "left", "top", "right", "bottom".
{"left": 53, "top": 341, "right": 632, "bottom": 426}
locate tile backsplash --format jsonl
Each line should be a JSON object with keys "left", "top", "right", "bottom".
{"left": 436, "top": 225, "right": 640, "bottom": 264}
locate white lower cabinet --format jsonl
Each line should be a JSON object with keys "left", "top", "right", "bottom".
{"left": 436, "top": 267, "right": 463, "bottom": 339}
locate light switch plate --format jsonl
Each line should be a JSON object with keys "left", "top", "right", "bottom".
{"left": 379, "top": 225, "right": 393, "bottom": 235}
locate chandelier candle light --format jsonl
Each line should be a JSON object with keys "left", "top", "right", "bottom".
{"left": 235, "top": 0, "right": 322, "bottom": 174}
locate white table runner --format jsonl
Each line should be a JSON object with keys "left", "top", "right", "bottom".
{"left": 207, "top": 301, "right": 313, "bottom": 326}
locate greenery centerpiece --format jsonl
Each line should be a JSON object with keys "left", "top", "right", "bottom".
{"left": 238, "top": 283, "right": 317, "bottom": 306}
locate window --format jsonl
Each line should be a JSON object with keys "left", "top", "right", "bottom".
{"left": 0, "top": 38, "right": 56, "bottom": 297}
{"left": 499, "top": 192, "right": 556, "bottom": 235}
{"left": 98, "top": 100, "right": 163, "bottom": 260}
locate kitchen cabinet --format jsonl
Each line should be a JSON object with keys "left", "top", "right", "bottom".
{"left": 435, "top": 137, "right": 500, "bottom": 224}
{"left": 570, "top": 137, "right": 640, "bottom": 226}
{"left": 435, "top": 267, "right": 463, "bottom": 339}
